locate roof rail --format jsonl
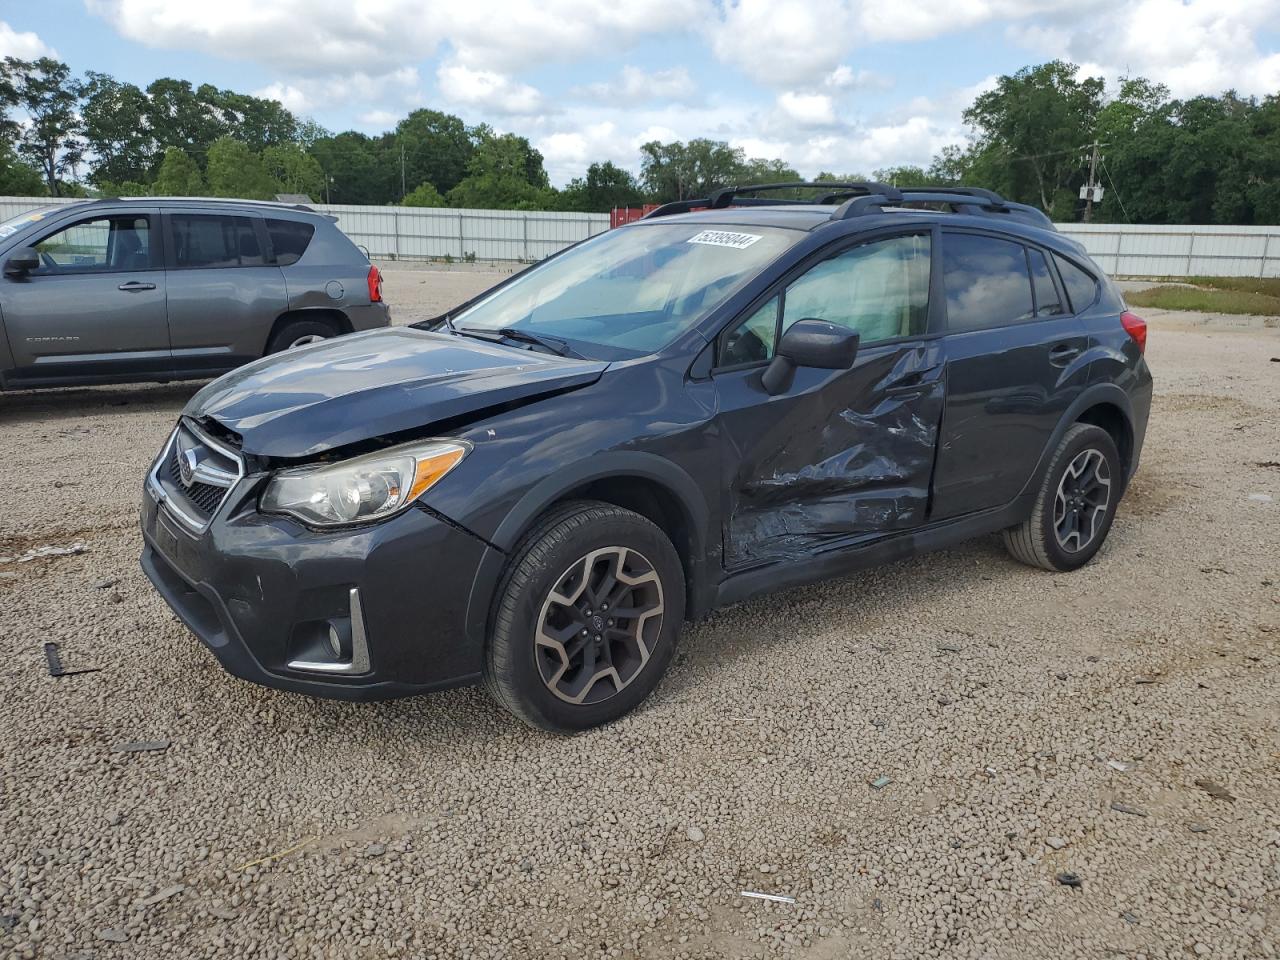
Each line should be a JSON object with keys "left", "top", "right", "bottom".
{"left": 833, "top": 186, "right": 1057, "bottom": 232}
{"left": 86, "top": 196, "right": 315, "bottom": 213}
{"left": 643, "top": 181, "right": 904, "bottom": 220}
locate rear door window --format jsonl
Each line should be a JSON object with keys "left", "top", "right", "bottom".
{"left": 1054, "top": 253, "right": 1099, "bottom": 313}
{"left": 170, "top": 214, "right": 265, "bottom": 269}
{"left": 266, "top": 218, "right": 315, "bottom": 265}
{"left": 1028, "top": 249, "right": 1066, "bottom": 317}
{"left": 942, "top": 233, "right": 1034, "bottom": 332}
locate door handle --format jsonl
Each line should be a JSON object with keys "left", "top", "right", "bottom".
{"left": 118, "top": 281, "right": 156, "bottom": 292}
{"left": 883, "top": 365, "right": 941, "bottom": 397}
{"left": 1048, "top": 343, "right": 1081, "bottom": 367}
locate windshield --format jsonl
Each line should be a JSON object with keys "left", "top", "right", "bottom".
{"left": 0, "top": 207, "right": 59, "bottom": 241}
{"left": 446, "top": 223, "right": 800, "bottom": 357}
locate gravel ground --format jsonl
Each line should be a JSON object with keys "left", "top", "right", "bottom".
{"left": 1, "top": 265, "right": 1278, "bottom": 959}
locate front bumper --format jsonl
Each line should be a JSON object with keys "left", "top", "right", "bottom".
{"left": 140, "top": 472, "right": 492, "bottom": 701}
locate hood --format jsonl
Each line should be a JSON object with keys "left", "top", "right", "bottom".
{"left": 185, "top": 327, "right": 607, "bottom": 458}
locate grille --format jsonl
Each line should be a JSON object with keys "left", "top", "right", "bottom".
{"left": 153, "top": 422, "right": 243, "bottom": 530}
{"left": 166, "top": 445, "right": 227, "bottom": 514}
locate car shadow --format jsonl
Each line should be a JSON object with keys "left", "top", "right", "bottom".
{"left": 0, "top": 381, "right": 206, "bottom": 423}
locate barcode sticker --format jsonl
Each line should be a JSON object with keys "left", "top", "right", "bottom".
{"left": 687, "top": 230, "right": 762, "bottom": 250}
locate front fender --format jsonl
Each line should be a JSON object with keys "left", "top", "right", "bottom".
{"left": 456, "top": 450, "right": 715, "bottom": 657}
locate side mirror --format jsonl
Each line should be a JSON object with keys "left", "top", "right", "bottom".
{"left": 761, "top": 319, "right": 860, "bottom": 395}
{"left": 3, "top": 246, "right": 39, "bottom": 277}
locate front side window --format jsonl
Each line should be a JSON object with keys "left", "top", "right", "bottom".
{"left": 942, "top": 233, "right": 1035, "bottom": 332}
{"left": 447, "top": 223, "right": 800, "bottom": 357}
{"left": 718, "top": 233, "right": 931, "bottom": 366}
{"left": 171, "top": 214, "right": 265, "bottom": 269}
{"left": 33, "top": 215, "right": 152, "bottom": 273}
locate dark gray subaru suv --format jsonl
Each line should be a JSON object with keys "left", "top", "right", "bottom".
{"left": 139, "top": 183, "right": 1152, "bottom": 732}
{"left": 0, "top": 197, "right": 388, "bottom": 390}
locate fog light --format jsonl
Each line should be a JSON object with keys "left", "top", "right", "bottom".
{"left": 327, "top": 623, "right": 343, "bottom": 658}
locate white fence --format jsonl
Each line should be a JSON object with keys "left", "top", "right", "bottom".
{"left": 0, "top": 196, "right": 610, "bottom": 263}
{"left": 2, "top": 195, "right": 1278, "bottom": 276}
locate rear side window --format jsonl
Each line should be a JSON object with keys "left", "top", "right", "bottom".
{"left": 942, "top": 233, "right": 1034, "bottom": 332}
{"left": 1028, "top": 249, "right": 1066, "bottom": 317}
{"left": 1054, "top": 254, "right": 1099, "bottom": 313}
{"left": 266, "top": 218, "right": 315, "bottom": 265}
{"left": 171, "top": 214, "right": 265, "bottom": 269}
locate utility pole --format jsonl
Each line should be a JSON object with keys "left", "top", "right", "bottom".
{"left": 1081, "top": 141, "right": 1105, "bottom": 222}
{"left": 400, "top": 143, "right": 407, "bottom": 200}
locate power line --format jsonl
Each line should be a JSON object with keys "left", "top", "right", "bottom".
{"left": 1100, "top": 159, "right": 1132, "bottom": 223}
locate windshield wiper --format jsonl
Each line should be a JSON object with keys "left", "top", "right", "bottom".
{"left": 496, "top": 327, "right": 586, "bottom": 359}
{"left": 454, "top": 325, "right": 585, "bottom": 359}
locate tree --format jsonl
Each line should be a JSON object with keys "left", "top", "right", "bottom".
{"left": 402, "top": 181, "right": 447, "bottom": 207}
{"left": 262, "top": 143, "right": 324, "bottom": 199}
{"left": 308, "top": 131, "right": 388, "bottom": 204}
{"left": 143, "top": 78, "right": 227, "bottom": 169}
{"left": 557, "top": 161, "right": 644, "bottom": 212}
{"left": 1, "top": 57, "right": 83, "bottom": 196}
{"left": 962, "top": 60, "right": 1105, "bottom": 218}
{"left": 639, "top": 138, "right": 744, "bottom": 201}
{"left": 737, "top": 157, "right": 801, "bottom": 184}
{"left": 0, "top": 142, "right": 44, "bottom": 195}
{"left": 873, "top": 164, "right": 952, "bottom": 187}
{"left": 447, "top": 130, "right": 553, "bottom": 210}
{"left": 80, "top": 71, "right": 153, "bottom": 186}
{"left": 210, "top": 87, "right": 298, "bottom": 150}
{"left": 205, "top": 137, "right": 278, "bottom": 199}
{"left": 151, "top": 146, "right": 205, "bottom": 195}
{"left": 394, "top": 109, "right": 475, "bottom": 198}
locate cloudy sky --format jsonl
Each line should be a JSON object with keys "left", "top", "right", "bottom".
{"left": 3, "top": 1, "right": 1279, "bottom": 185}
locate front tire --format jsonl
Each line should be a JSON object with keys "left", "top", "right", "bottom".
{"left": 1003, "top": 423, "right": 1122, "bottom": 572}
{"left": 484, "top": 501, "right": 685, "bottom": 732}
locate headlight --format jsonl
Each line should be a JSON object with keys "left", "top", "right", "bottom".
{"left": 260, "top": 439, "right": 469, "bottom": 527}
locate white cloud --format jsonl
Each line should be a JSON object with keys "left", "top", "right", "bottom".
{"left": 252, "top": 68, "right": 421, "bottom": 117}
{"left": 253, "top": 82, "right": 310, "bottom": 114}
{"left": 1009, "top": 0, "right": 1280, "bottom": 98}
{"left": 0, "top": 20, "right": 56, "bottom": 59}
{"left": 358, "top": 109, "right": 401, "bottom": 129}
{"left": 575, "top": 66, "right": 697, "bottom": 104}
{"left": 87, "top": 0, "right": 700, "bottom": 74}
{"left": 777, "top": 91, "right": 837, "bottom": 126}
{"left": 437, "top": 61, "right": 546, "bottom": 116}
{"left": 709, "top": 0, "right": 856, "bottom": 88}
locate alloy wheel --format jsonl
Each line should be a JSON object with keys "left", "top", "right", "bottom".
{"left": 535, "top": 546, "right": 665, "bottom": 705}
{"left": 1053, "top": 448, "right": 1112, "bottom": 553}
{"left": 288, "top": 334, "right": 328, "bottom": 348}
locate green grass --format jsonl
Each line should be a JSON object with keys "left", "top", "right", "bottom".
{"left": 1185, "top": 276, "right": 1280, "bottom": 298}
{"left": 1126, "top": 284, "right": 1280, "bottom": 316}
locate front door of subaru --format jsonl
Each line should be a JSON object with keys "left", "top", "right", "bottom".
{"left": 711, "top": 230, "right": 945, "bottom": 569}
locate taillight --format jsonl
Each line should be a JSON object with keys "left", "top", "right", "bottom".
{"left": 367, "top": 265, "right": 383, "bottom": 303}
{"left": 1121, "top": 311, "right": 1146, "bottom": 354}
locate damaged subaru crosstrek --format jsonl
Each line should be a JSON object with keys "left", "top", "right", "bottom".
{"left": 140, "top": 182, "right": 1152, "bottom": 731}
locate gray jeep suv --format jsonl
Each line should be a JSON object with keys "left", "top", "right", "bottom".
{"left": 0, "top": 198, "right": 389, "bottom": 390}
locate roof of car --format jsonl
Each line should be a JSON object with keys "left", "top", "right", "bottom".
{"left": 632, "top": 201, "right": 1082, "bottom": 252}
{"left": 61, "top": 196, "right": 325, "bottom": 217}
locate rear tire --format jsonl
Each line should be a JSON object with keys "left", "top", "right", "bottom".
{"left": 1003, "top": 423, "right": 1122, "bottom": 572}
{"left": 267, "top": 318, "right": 339, "bottom": 354}
{"left": 484, "top": 501, "right": 685, "bottom": 732}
